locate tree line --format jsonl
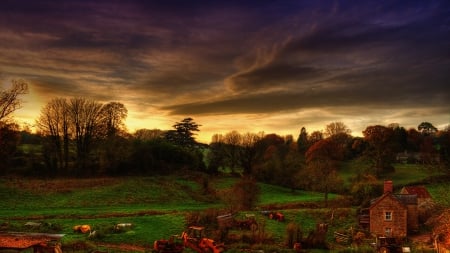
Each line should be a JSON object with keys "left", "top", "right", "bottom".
{"left": 1, "top": 81, "right": 449, "bottom": 200}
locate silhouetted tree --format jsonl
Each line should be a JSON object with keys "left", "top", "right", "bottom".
{"left": 36, "top": 98, "right": 70, "bottom": 174}
{"left": 0, "top": 79, "right": 28, "bottom": 122}
{"left": 254, "top": 134, "right": 303, "bottom": 189}
{"left": 308, "top": 130, "right": 323, "bottom": 146}
{"left": 0, "top": 122, "right": 20, "bottom": 174}
{"left": 166, "top": 117, "right": 201, "bottom": 148}
{"left": 0, "top": 80, "right": 28, "bottom": 174}
{"left": 100, "top": 102, "right": 128, "bottom": 137}
{"left": 239, "top": 132, "right": 264, "bottom": 175}
{"left": 69, "top": 97, "right": 106, "bottom": 175}
{"left": 222, "top": 130, "right": 242, "bottom": 173}
{"left": 407, "top": 128, "right": 422, "bottom": 152}
{"left": 98, "top": 102, "right": 129, "bottom": 174}
{"left": 36, "top": 97, "right": 125, "bottom": 176}
{"left": 324, "top": 121, "right": 351, "bottom": 138}
{"left": 134, "top": 129, "right": 164, "bottom": 141}
{"left": 389, "top": 124, "right": 408, "bottom": 153}
{"left": 297, "top": 127, "right": 309, "bottom": 154}
{"left": 418, "top": 122, "right": 438, "bottom": 136}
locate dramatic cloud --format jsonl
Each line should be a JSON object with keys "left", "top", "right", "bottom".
{"left": 0, "top": 0, "right": 448, "bottom": 142}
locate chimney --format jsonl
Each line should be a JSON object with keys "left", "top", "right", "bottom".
{"left": 384, "top": 180, "right": 393, "bottom": 193}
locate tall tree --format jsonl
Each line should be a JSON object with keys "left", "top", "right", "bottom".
{"left": 418, "top": 122, "right": 438, "bottom": 136}
{"left": 36, "top": 98, "right": 70, "bottom": 174}
{"left": 297, "top": 127, "right": 309, "bottom": 154}
{"left": 166, "top": 117, "right": 201, "bottom": 148}
{"left": 0, "top": 79, "right": 28, "bottom": 173}
{"left": 308, "top": 130, "right": 323, "bottom": 146}
{"left": 362, "top": 125, "right": 395, "bottom": 175}
{"left": 239, "top": 132, "right": 264, "bottom": 175}
{"left": 0, "top": 79, "right": 28, "bottom": 122}
{"left": 223, "top": 130, "right": 242, "bottom": 173}
{"left": 101, "top": 102, "right": 128, "bottom": 137}
{"left": 98, "top": 102, "right": 128, "bottom": 173}
{"left": 68, "top": 97, "right": 104, "bottom": 174}
{"left": 324, "top": 121, "right": 351, "bottom": 138}
{"left": 0, "top": 122, "right": 20, "bottom": 174}
{"left": 389, "top": 124, "right": 408, "bottom": 153}
{"left": 303, "top": 138, "right": 344, "bottom": 207}
{"left": 324, "top": 122, "right": 353, "bottom": 158}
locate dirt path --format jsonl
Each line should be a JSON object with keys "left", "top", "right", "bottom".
{"left": 7, "top": 210, "right": 171, "bottom": 221}
{"left": 95, "top": 242, "right": 148, "bottom": 252}
{"left": 410, "top": 233, "right": 432, "bottom": 244}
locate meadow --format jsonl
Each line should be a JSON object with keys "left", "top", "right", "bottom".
{"left": 0, "top": 163, "right": 448, "bottom": 252}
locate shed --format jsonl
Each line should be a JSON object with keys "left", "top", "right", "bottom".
{"left": 400, "top": 185, "right": 434, "bottom": 222}
{"left": 0, "top": 232, "right": 64, "bottom": 253}
{"left": 400, "top": 186, "right": 433, "bottom": 205}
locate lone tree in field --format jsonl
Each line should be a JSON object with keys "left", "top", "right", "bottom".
{"left": 302, "top": 138, "right": 344, "bottom": 207}
{"left": 232, "top": 176, "right": 260, "bottom": 211}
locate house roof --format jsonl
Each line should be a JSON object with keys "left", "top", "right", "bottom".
{"left": 370, "top": 192, "right": 406, "bottom": 209}
{"left": 370, "top": 192, "right": 417, "bottom": 209}
{"left": 401, "top": 186, "right": 432, "bottom": 198}
{"left": 395, "top": 194, "right": 418, "bottom": 205}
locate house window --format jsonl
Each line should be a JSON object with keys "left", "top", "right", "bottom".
{"left": 385, "top": 228, "right": 392, "bottom": 236}
{"left": 385, "top": 211, "right": 392, "bottom": 221}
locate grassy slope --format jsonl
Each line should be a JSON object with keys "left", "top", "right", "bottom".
{"left": 0, "top": 161, "right": 447, "bottom": 250}
{"left": 340, "top": 160, "right": 438, "bottom": 187}
{"left": 0, "top": 175, "right": 336, "bottom": 248}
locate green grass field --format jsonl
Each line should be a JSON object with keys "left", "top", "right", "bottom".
{"left": 0, "top": 161, "right": 447, "bottom": 252}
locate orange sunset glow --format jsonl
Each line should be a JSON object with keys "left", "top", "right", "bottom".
{"left": 1, "top": 1, "right": 449, "bottom": 143}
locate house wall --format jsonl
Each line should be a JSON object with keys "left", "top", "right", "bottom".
{"left": 370, "top": 194, "right": 408, "bottom": 238}
{"left": 406, "top": 204, "right": 419, "bottom": 232}
{"left": 399, "top": 187, "right": 432, "bottom": 224}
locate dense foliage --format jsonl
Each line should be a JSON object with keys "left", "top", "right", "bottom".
{"left": 0, "top": 83, "right": 449, "bottom": 203}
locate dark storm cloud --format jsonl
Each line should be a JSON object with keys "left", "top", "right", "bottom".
{"left": 0, "top": 0, "right": 448, "bottom": 135}
{"left": 162, "top": 80, "right": 449, "bottom": 116}
{"left": 219, "top": 0, "right": 449, "bottom": 114}
{"left": 29, "top": 76, "right": 85, "bottom": 96}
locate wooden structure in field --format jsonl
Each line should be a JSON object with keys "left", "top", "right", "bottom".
{"left": 369, "top": 181, "right": 419, "bottom": 238}
{"left": 0, "top": 232, "right": 64, "bottom": 253}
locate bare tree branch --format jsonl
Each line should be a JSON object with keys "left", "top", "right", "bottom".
{"left": 0, "top": 79, "right": 28, "bottom": 122}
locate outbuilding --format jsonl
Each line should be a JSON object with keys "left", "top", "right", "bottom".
{"left": 0, "top": 232, "right": 64, "bottom": 253}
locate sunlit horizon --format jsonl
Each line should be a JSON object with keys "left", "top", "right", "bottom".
{"left": 2, "top": 1, "right": 449, "bottom": 143}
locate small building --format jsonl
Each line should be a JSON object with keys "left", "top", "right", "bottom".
{"left": 0, "top": 232, "right": 64, "bottom": 253}
{"left": 400, "top": 185, "right": 433, "bottom": 206}
{"left": 369, "top": 181, "right": 419, "bottom": 238}
{"left": 400, "top": 185, "right": 434, "bottom": 223}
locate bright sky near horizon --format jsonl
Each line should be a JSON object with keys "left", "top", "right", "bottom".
{"left": 1, "top": 0, "right": 449, "bottom": 143}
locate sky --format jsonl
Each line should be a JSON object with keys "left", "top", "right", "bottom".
{"left": 1, "top": 0, "right": 449, "bottom": 143}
